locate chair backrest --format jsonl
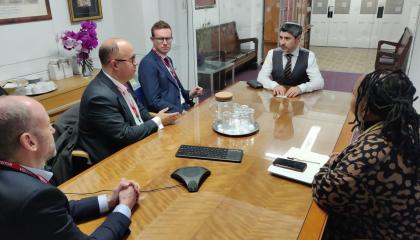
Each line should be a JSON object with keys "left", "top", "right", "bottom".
{"left": 396, "top": 27, "right": 410, "bottom": 47}
{"left": 0, "top": 86, "right": 8, "bottom": 96}
{"left": 396, "top": 27, "right": 412, "bottom": 56}
{"left": 196, "top": 21, "right": 240, "bottom": 55}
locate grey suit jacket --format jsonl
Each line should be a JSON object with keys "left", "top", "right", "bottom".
{"left": 78, "top": 70, "right": 158, "bottom": 163}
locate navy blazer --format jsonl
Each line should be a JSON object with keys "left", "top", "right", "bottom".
{"left": 78, "top": 70, "right": 158, "bottom": 163}
{"left": 138, "top": 50, "right": 192, "bottom": 113}
{"left": 0, "top": 169, "right": 130, "bottom": 240}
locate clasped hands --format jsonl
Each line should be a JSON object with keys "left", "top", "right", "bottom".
{"left": 107, "top": 178, "right": 141, "bottom": 210}
{"left": 273, "top": 85, "right": 302, "bottom": 98}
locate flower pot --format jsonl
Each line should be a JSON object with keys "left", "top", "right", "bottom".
{"left": 82, "top": 67, "right": 92, "bottom": 77}
{"left": 71, "top": 56, "right": 82, "bottom": 75}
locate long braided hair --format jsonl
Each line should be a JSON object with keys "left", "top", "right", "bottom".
{"left": 354, "top": 70, "right": 420, "bottom": 173}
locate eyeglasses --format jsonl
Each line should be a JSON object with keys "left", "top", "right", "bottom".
{"left": 153, "top": 37, "right": 173, "bottom": 43}
{"left": 112, "top": 55, "right": 137, "bottom": 65}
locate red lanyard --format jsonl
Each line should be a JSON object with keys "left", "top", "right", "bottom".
{"left": 153, "top": 50, "right": 179, "bottom": 86}
{"left": 0, "top": 160, "right": 49, "bottom": 184}
{"left": 117, "top": 86, "right": 141, "bottom": 120}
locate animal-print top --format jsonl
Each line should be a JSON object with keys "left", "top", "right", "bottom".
{"left": 312, "top": 123, "right": 420, "bottom": 240}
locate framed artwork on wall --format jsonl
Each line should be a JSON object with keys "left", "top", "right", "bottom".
{"left": 0, "top": 0, "right": 52, "bottom": 25}
{"left": 68, "top": 0, "right": 102, "bottom": 22}
{"left": 195, "top": 0, "right": 216, "bottom": 9}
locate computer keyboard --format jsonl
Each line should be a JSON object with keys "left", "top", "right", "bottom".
{"left": 176, "top": 145, "right": 243, "bottom": 163}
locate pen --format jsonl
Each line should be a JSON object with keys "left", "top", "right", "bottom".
{"left": 286, "top": 157, "right": 320, "bottom": 165}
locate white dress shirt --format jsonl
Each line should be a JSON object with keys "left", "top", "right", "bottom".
{"left": 257, "top": 47, "right": 324, "bottom": 93}
{"left": 23, "top": 165, "right": 132, "bottom": 218}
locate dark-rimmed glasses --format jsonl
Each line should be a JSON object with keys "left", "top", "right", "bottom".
{"left": 153, "top": 37, "right": 173, "bottom": 43}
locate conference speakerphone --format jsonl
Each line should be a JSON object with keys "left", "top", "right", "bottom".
{"left": 175, "top": 145, "right": 243, "bottom": 163}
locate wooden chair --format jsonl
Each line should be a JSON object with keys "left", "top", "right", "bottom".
{"left": 375, "top": 27, "right": 413, "bottom": 71}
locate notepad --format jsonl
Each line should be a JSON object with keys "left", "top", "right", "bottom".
{"left": 268, "top": 147, "right": 329, "bottom": 184}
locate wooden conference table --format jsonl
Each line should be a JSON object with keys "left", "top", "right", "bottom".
{"left": 60, "top": 82, "right": 352, "bottom": 239}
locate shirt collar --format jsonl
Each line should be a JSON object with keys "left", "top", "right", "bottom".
{"left": 153, "top": 48, "right": 167, "bottom": 59}
{"left": 23, "top": 165, "right": 53, "bottom": 181}
{"left": 283, "top": 47, "right": 300, "bottom": 57}
{"left": 103, "top": 70, "right": 128, "bottom": 91}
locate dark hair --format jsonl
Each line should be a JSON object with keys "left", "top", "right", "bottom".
{"left": 98, "top": 40, "right": 119, "bottom": 65}
{"left": 151, "top": 20, "right": 171, "bottom": 37}
{"left": 354, "top": 70, "right": 420, "bottom": 172}
{"left": 280, "top": 22, "right": 302, "bottom": 38}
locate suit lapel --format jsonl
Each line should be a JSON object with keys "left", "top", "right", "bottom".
{"left": 151, "top": 51, "right": 179, "bottom": 88}
{"left": 99, "top": 71, "right": 136, "bottom": 125}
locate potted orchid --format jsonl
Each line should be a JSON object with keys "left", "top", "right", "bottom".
{"left": 61, "top": 21, "right": 98, "bottom": 76}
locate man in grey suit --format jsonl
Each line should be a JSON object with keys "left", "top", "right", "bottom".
{"left": 0, "top": 95, "right": 140, "bottom": 240}
{"left": 79, "top": 38, "right": 179, "bottom": 163}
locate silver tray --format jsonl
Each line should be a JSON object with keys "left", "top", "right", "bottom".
{"left": 212, "top": 120, "right": 259, "bottom": 137}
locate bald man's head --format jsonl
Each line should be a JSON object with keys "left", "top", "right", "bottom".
{"left": 99, "top": 38, "right": 132, "bottom": 65}
{"left": 0, "top": 96, "right": 35, "bottom": 159}
{"left": 0, "top": 96, "right": 55, "bottom": 164}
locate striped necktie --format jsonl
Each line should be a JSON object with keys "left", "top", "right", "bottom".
{"left": 163, "top": 57, "right": 179, "bottom": 86}
{"left": 284, "top": 54, "right": 293, "bottom": 80}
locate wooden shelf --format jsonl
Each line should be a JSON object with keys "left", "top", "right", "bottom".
{"left": 32, "top": 70, "right": 99, "bottom": 122}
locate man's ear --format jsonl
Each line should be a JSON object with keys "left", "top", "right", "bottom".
{"left": 110, "top": 60, "right": 119, "bottom": 70}
{"left": 19, "top": 133, "right": 38, "bottom": 152}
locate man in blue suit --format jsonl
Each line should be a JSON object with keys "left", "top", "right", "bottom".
{"left": 138, "top": 20, "right": 203, "bottom": 113}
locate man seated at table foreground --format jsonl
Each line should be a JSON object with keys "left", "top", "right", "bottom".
{"left": 312, "top": 70, "right": 420, "bottom": 239}
{"left": 257, "top": 22, "right": 324, "bottom": 97}
{"left": 78, "top": 38, "right": 179, "bottom": 163}
{"left": 0, "top": 96, "right": 140, "bottom": 240}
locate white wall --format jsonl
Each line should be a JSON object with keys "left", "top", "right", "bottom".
{"left": 192, "top": 0, "right": 264, "bottom": 62}
{"left": 408, "top": 5, "right": 420, "bottom": 112}
{"left": 0, "top": 0, "right": 117, "bottom": 82}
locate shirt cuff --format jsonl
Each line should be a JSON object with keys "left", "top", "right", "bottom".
{"left": 113, "top": 204, "right": 132, "bottom": 218}
{"left": 152, "top": 116, "right": 164, "bottom": 130}
{"left": 98, "top": 194, "right": 109, "bottom": 214}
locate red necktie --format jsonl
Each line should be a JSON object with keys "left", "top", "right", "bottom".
{"left": 163, "top": 57, "right": 179, "bottom": 87}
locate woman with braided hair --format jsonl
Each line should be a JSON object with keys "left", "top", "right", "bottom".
{"left": 312, "top": 70, "right": 420, "bottom": 240}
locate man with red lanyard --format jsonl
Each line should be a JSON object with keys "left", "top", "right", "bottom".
{"left": 0, "top": 95, "right": 139, "bottom": 239}
{"left": 78, "top": 38, "right": 180, "bottom": 164}
{"left": 138, "top": 20, "right": 203, "bottom": 113}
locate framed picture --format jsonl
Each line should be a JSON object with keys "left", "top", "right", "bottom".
{"left": 0, "top": 0, "right": 52, "bottom": 25}
{"left": 68, "top": 0, "right": 102, "bottom": 22}
{"left": 195, "top": 0, "right": 216, "bottom": 9}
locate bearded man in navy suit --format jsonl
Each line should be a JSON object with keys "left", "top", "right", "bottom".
{"left": 138, "top": 20, "right": 203, "bottom": 113}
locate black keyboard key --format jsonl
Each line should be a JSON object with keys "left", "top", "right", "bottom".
{"left": 176, "top": 145, "right": 243, "bottom": 163}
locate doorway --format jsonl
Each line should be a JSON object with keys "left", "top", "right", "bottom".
{"left": 310, "top": 0, "right": 418, "bottom": 74}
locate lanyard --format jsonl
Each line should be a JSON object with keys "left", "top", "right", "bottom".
{"left": 116, "top": 86, "right": 142, "bottom": 124}
{"left": 0, "top": 160, "right": 49, "bottom": 184}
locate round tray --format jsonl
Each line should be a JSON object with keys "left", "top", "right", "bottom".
{"left": 212, "top": 120, "right": 259, "bottom": 137}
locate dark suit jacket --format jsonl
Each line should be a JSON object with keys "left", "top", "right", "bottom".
{"left": 138, "top": 50, "right": 192, "bottom": 113}
{"left": 78, "top": 70, "right": 158, "bottom": 163}
{"left": 0, "top": 168, "right": 130, "bottom": 240}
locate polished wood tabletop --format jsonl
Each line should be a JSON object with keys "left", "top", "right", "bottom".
{"left": 60, "top": 82, "right": 352, "bottom": 240}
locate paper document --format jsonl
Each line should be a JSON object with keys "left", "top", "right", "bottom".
{"left": 268, "top": 147, "right": 329, "bottom": 184}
